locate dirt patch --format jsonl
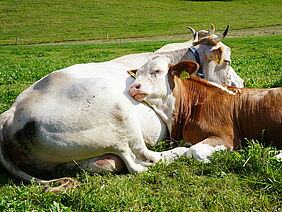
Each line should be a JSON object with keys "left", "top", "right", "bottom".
{"left": 33, "top": 25, "right": 282, "bottom": 46}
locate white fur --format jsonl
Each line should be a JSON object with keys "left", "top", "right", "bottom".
{"left": 274, "top": 151, "right": 282, "bottom": 160}
{"left": 129, "top": 56, "right": 176, "bottom": 133}
{"left": 155, "top": 40, "right": 193, "bottom": 52}
{"left": 209, "top": 81, "right": 237, "bottom": 95}
{"left": 150, "top": 95, "right": 175, "bottom": 133}
{"left": 1, "top": 50, "right": 192, "bottom": 179}
{"left": 185, "top": 143, "right": 227, "bottom": 162}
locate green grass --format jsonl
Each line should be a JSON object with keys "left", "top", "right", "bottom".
{"left": 1, "top": 0, "right": 281, "bottom": 44}
{"left": 0, "top": 141, "right": 281, "bottom": 211}
{"left": 0, "top": 35, "right": 281, "bottom": 211}
{"left": 227, "top": 35, "right": 282, "bottom": 88}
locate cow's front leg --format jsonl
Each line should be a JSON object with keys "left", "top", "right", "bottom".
{"left": 184, "top": 136, "right": 233, "bottom": 162}
{"left": 274, "top": 151, "right": 282, "bottom": 160}
{"left": 116, "top": 146, "right": 150, "bottom": 173}
{"left": 158, "top": 147, "right": 189, "bottom": 164}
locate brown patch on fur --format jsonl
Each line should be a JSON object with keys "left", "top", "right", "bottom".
{"left": 94, "top": 154, "right": 126, "bottom": 173}
{"left": 14, "top": 121, "right": 37, "bottom": 148}
{"left": 6, "top": 121, "right": 38, "bottom": 169}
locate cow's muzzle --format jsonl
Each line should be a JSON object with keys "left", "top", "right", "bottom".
{"left": 129, "top": 83, "right": 147, "bottom": 101}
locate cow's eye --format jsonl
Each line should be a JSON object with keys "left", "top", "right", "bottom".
{"left": 151, "top": 73, "right": 157, "bottom": 78}
{"left": 224, "top": 60, "right": 231, "bottom": 65}
{"left": 151, "top": 70, "right": 161, "bottom": 78}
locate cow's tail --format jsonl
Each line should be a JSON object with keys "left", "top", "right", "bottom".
{"left": 0, "top": 109, "right": 79, "bottom": 192}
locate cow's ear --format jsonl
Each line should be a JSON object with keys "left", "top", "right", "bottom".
{"left": 169, "top": 60, "right": 199, "bottom": 77}
{"left": 210, "top": 46, "right": 224, "bottom": 64}
{"left": 127, "top": 69, "right": 138, "bottom": 79}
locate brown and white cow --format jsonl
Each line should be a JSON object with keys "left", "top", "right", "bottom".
{"left": 129, "top": 56, "right": 282, "bottom": 161}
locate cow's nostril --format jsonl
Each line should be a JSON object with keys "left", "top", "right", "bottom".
{"left": 135, "top": 84, "right": 141, "bottom": 90}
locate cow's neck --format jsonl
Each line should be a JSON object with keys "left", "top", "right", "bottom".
{"left": 144, "top": 88, "right": 176, "bottom": 133}
{"left": 192, "top": 46, "right": 217, "bottom": 82}
{"left": 170, "top": 77, "right": 205, "bottom": 141}
{"left": 170, "top": 77, "right": 238, "bottom": 143}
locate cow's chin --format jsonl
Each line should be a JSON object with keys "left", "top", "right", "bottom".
{"left": 133, "top": 93, "right": 147, "bottom": 102}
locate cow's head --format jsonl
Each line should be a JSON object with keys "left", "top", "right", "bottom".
{"left": 187, "top": 24, "right": 244, "bottom": 88}
{"left": 128, "top": 56, "right": 199, "bottom": 103}
{"left": 192, "top": 25, "right": 229, "bottom": 65}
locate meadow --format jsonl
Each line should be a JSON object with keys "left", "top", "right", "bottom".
{"left": 0, "top": 34, "right": 281, "bottom": 211}
{"left": 1, "top": 0, "right": 281, "bottom": 44}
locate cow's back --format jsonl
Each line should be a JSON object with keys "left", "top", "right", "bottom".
{"left": 235, "top": 87, "right": 282, "bottom": 147}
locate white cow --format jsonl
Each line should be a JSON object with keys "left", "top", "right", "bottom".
{"left": 0, "top": 25, "right": 242, "bottom": 192}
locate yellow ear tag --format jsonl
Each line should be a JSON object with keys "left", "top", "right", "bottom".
{"left": 215, "top": 55, "right": 220, "bottom": 63}
{"left": 130, "top": 72, "right": 136, "bottom": 79}
{"left": 180, "top": 71, "right": 190, "bottom": 80}
{"left": 127, "top": 71, "right": 136, "bottom": 79}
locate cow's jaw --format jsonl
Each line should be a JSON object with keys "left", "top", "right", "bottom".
{"left": 129, "top": 89, "right": 148, "bottom": 102}
{"left": 128, "top": 82, "right": 148, "bottom": 101}
{"left": 129, "top": 80, "right": 175, "bottom": 133}
{"left": 144, "top": 83, "right": 176, "bottom": 133}
{"left": 135, "top": 94, "right": 148, "bottom": 102}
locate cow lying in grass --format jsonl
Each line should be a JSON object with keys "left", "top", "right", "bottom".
{"left": 0, "top": 25, "right": 243, "bottom": 192}
{"left": 129, "top": 56, "right": 282, "bottom": 161}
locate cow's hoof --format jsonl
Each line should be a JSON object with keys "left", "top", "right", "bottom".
{"left": 129, "top": 164, "right": 148, "bottom": 173}
{"left": 273, "top": 152, "right": 282, "bottom": 160}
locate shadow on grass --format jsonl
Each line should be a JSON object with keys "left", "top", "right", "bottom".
{"left": 271, "top": 78, "right": 282, "bottom": 88}
{"left": 0, "top": 164, "right": 83, "bottom": 187}
{"left": 0, "top": 165, "right": 21, "bottom": 186}
{"left": 0, "top": 163, "right": 128, "bottom": 187}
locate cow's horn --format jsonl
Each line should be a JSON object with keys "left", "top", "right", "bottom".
{"left": 211, "top": 24, "right": 229, "bottom": 44}
{"left": 186, "top": 26, "right": 197, "bottom": 40}
{"left": 222, "top": 24, "right": 230, "bottom": 38}
{"left": 208, "top": 23, "right": 215, "bottom": 35}
{"left": 194, "top": 31, "right": 199, "bottom": 42}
